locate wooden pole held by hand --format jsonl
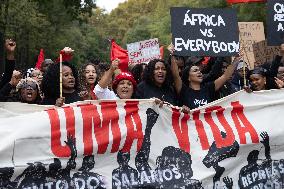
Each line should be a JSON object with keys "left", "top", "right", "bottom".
{"left": 60, "top": 54, "right": 63, "bottom": 98}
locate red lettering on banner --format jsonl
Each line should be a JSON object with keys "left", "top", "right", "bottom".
{"left": 231, "top": 101, "right": 259, "bottom": 144}
{"left": 47, "top": 107, "right": 75, "bottom": 157}
{"left": 193, "top": 110, "right": 210, "bottom": 150}
{"left": 172, "top": 108, "right": 190, "bottom": 152}
{"left": 121, "top": 101, "right": 144, "bottom": 152}
{"left": 80, "top": 102, "right": 121, "bottom": 155}
{"left": 100, "top": 101, "right": 121, "bottom": 153}
{"left": 205, "top": 106, "right": 235, "bottom": 148}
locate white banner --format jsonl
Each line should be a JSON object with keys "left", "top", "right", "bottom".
{"left": 0, "top": 89, "right": 284, "bottom": 189}
{"left": 127, "top": 38, "right": 160, "bottom": 64}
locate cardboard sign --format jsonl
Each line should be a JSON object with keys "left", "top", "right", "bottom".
{"left": 267, "top": 0, "right": 284, "bottom": 46}
{"left": 171, "top": 7, "right": 239, "bottom": 57}
{"left": 252, "top": 40, "right": 280, "bottom": 66}
{"left": 239, "top": 22, "right": 265, "bottom": 69}
{"left": 127, "top": 38, "right": 160, "bottom": 64}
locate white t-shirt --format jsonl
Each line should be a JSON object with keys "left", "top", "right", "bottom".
{"left": 94, "top": 84, "right": 118, "bottom": 99}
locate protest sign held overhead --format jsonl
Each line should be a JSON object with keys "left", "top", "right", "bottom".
{"left": 127, "top": 38, "right": 161, "bottom": 64}
{"left": 238, "top": 22, "right": 265, "bottom": 69}
{"left": 252, "top": 40, "right": 280, "bottom": 66}
{"left": 1, "top": 89, "right": 284, "bottom": 188}
{"left": 267, "top": 0, "right": 284, "bottom": 46}
{"left": 171, "top": 7, "right": 239, "bottom": 57}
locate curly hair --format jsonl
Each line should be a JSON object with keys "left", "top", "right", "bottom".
{"left": 16, "top": 77, "right": 42, "bottom": 104}
{"left": 142, "top": 59, "right": 173, "bottom": 88}
{"left": 78, "top": 62, "right": 97, "bottom": 91}
{"left": 41, "top": 61, "right": 79, "bottom": 99}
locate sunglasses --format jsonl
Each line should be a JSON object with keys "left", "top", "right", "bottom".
{"left": 22, "top": 82, "right": 37, "bottom": 90}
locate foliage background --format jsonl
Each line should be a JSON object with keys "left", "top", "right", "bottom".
{"left": 0, "top": 0, "right": 266, "bottom": 72}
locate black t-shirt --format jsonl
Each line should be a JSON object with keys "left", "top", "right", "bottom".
{"left": 135, "top": 81, "right": 178, "bottom": 106}
{"left": 42, "top": 91, "right": 82, "bottom": 105}
{"left": 180, "top": 82, "right": 215, "bottom": 109}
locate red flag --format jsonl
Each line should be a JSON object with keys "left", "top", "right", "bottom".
{"left": 55, "top": 50, "right": 73, "bottom": 63}
{"left": 159, "top": 46, "right": 164, "bottom": 60}
{"left": 35, "top": 49, "right": 44, "bottom": 69}
{"left": 226, "top": 0, "right": 266, "bottom": 4}
{"left": 110, "top": 39, "right": 129, "bottom": 72}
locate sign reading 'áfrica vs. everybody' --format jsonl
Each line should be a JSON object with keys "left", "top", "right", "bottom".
{"left": 171, "top": 7, "right": 239, "bottom": 57}
{"left": 0, "top": 89, "right": 284, "bottom": 188}
{"left": 127, "top": 38, "right": 161, "bottom": 64}
{"left": 267, "top": 0, "right": 284, "bottom": 46}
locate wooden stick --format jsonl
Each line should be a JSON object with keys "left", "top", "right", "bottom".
{"left": 60, "top": 54, "right": 63, "bottom": 98}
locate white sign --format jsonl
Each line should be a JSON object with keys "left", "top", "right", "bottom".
{"left": 127, "top": 38, "right": 160, "bottom": 64}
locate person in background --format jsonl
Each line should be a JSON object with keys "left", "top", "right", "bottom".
{"left": 40, "top": 59, "right": 54, "bottom": 74}
{"left": 135, "top": 59, "right": 178, "bottom": 106}
{"left": 79, "top": 63, "right": 98, "bottom": 100}
{"left": 268, "top": 44, "right": 284, "bottom": 88}
{"left": 130, "top": 63, "right": 147, "bottom": 84}
{"left": 231, "top": 60, "right": 249, "bottom": 92}
{"left": 94, "top": 59, "right": 137, "bottom": 99}
{"left": 41, "top": 61, "right": 82, "bottom": 106}
{"left": 168, "top": 55, "right": 185, "bottom": 76}
{"left": 0, "top": 39, "right": 16, "bottom": 89}
{"left": 26, "top": 68, "right": 43, "bottom": 87}
{"left": 0, "top": 70, "right": 22, "bottom": 101}
{"left": 30, "top": 69, "right": 43, "bottom": 87}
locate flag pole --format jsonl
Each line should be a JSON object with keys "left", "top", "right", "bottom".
{"left": 60, "top": 54, "right": 63, "bottom": 98}
{"left": 229, "top": 2, "right": 248, "bottom": 86}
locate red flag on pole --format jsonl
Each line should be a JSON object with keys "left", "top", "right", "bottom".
{"left": 110, "top": 39, "right": 129, "bottom": 72}
{"left": 226, "top": 0, "right": 266, "bottom": 4}
{"left": 159, "top": 46, "right": 164, "bottom": 60}
{"left": 35, "top": 49, "right": 44, "bottom": 69}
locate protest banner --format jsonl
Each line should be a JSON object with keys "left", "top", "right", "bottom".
{"left": 0, "top": 89, "right": 284, "bottom": 188}
{"left": 238, "top": 22, "right": 265, "bottom": 69}
{"left": 171, "top": 7, "right": 239, "bottom": 57}
{"left": 267, "top": 0, "right": 284, "bottom": 46}
{"left": 252, "top": 40, "right": 280, "bottom": 66}
{"left": 127, "top": 38, "right": 161, "bottom": 64}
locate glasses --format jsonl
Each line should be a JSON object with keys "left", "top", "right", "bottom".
{"left": 31, "top": 74, "right": 43, "bottom": 78}
{"left": 22, "top": 82, "right": 37, "bottom": 90}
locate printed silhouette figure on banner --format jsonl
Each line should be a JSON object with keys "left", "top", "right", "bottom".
{"left": 14, "top": 135, "right": 76, "bottom": 189}
{"left": 0, "top": 167, "right": 17, "bottom": 189}
{"left": 72, "top": 155, "right": 107, "bottom": 189}
{"left": 202, "top": 131, "right": 240, "bottom": 185}
{"left": 238, "top": 132, "right": 273, "bottom": 189}
{"left": 134, "top": 108, "right": 203, "bottom": 188}
{"left": 46, "top": 135, "right": 77, "bottom": 188}
{"left": 15, "top": 161, "right": 47, "bottom": 188}
{"left": 112, "top": 151, "right": 139, "bottom": 188}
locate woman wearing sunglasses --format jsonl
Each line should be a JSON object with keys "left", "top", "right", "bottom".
{"left": 16, "top": 78, "right": 42, "bottom": 104}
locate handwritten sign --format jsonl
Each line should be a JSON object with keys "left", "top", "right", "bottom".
{"left": 127, "top": 38, "right": 160, "bottom": 64}
{"left": 238, "top": 22, "right": 265, "bottom": 69}
{"left": 252, "top": 40, "right": 280, "bottom": 67}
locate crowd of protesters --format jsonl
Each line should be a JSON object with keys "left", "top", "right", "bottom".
{"left": 1, "top": 39, "right": 284, "bottom": 111}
